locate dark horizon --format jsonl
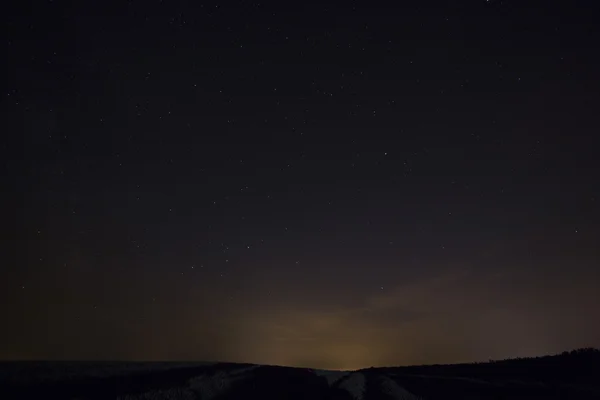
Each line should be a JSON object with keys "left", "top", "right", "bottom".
{"left": 2, "top": 347, "right": 599, "bottom": 371}
{"left": 4, "top": 0, "right": 599, "bottom": 371}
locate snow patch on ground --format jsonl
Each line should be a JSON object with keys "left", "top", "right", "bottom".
{"left": 187, "top": 364, "right": 258, "bottom": 399}
{"left": 115, "top": 364, "right": 258, "bottom": 400}
{"left": 313, "top": 369, "right": 349, "bottom": 386}
{"left": 379, "top": 375, "right": 422, "bottom": 400}
{"left": 338, "top": 372, "right": 366, "bottom": 400}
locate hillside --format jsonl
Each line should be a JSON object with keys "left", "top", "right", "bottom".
{"left": 1, "top": 349, "right": 599, "bottom": 399}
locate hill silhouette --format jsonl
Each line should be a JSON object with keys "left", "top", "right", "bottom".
{"left": 1, "top": 348, "right": 599, "bottom": 399}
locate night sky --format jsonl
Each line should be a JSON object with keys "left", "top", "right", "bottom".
{"left": 3, "top": 0, "right": 600, "bottom": 370}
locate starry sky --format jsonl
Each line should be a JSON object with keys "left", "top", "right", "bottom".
{"left": 3, "top": 0, "right": 600, "bottom": 370}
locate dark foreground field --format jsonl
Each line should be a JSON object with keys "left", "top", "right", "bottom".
{"left": 1, "top": 349, "right": 599, "bottom": 399}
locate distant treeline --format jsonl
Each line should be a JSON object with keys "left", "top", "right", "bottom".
{"left": 487, "top": 348, "right": 600, "bottom": 365}
{"left": 373, "top": 348, "right": 600, "bottom": 388}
